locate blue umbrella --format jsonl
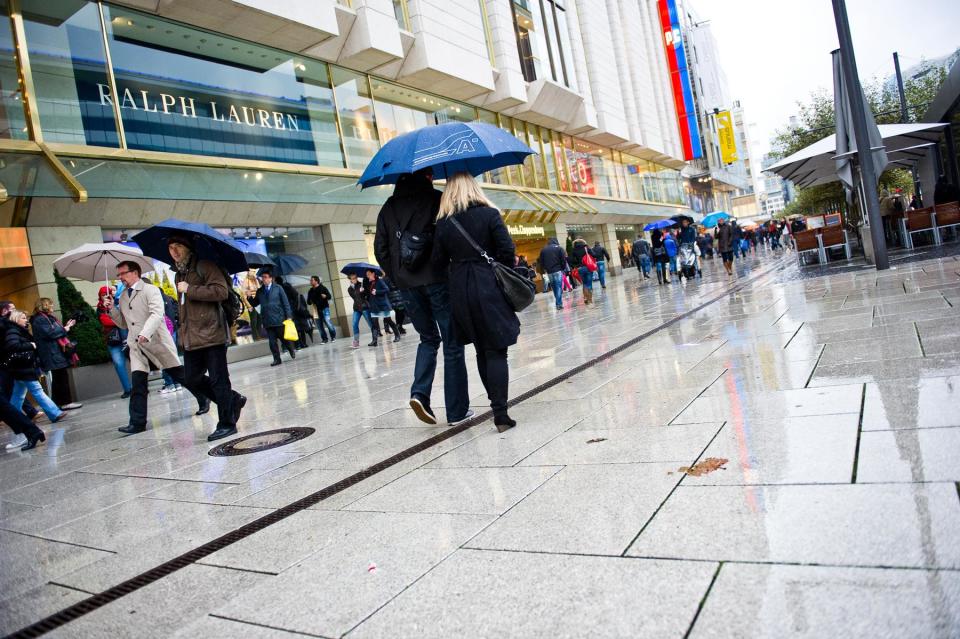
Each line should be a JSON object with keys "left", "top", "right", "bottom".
{"left": 358, "top": 122, "right": 535, "bottom": 188}
{"left": 643, "top": 219, "right": 677, "bottom": 231}
{"left": 270, "top": 254, "right": 308, "bottom": 276}
{"left": 243, "top": 252, "right": 274, "bottom": 268}
{"left": 339, "top": 262, "right": 382, "bottom": 278}
{"left": 700, "top": 211, "right": 732, "bottom": 228}
{"left": 132, "top": 219, "right": 247, "bottom": 273}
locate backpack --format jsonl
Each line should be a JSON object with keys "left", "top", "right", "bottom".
{"left": 196, "top": 262, "right": 243, "bottom": 327}
{"left": 892, "top": 197, "right": 905, "bottom": 214}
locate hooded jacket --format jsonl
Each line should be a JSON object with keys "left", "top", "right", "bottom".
{"left": 538, "top": 238, "right": 567, "bottom": 274}
{"left": 374, "top": 174, "right": 445, "bottom": 290}
{"left": 570, "top": 239, "right": 590, "bottom": 267}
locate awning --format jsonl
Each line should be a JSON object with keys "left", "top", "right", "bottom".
{"left": 766, "top": 122, "right": 947, "bottom": 188}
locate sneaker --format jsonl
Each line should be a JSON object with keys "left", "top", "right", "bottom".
{"left": 5, "top": 434, "right": 27, "bottom": 450}
{"left": 409, "top": 396, "right": 437, "bottom": 425}
{"left": 352, "top": 339, "right": 359, "bottom": 349}
{"left": 159, "top": 385, "right": 177, "bottom": 395}
{"left": 448, "top": 409, "right": 476, "bottom": 426}
{"left": 120, "top": 391, "right": 131, "bottom": 399}
{"left": 61, "top": 402, "right": 83, "bottom": 410}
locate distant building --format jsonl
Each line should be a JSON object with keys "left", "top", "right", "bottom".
{"left": 761, "top": 154, "right": 796, "bottom": 217}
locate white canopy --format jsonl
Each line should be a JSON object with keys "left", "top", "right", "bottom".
{"left": 765, "top": 122, "right": 946, "bottom": 188}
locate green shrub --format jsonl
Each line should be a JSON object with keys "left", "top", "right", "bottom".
{"left": 54, "top": 269, "right": 108, "bottom": 367}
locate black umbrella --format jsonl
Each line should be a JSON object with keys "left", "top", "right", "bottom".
{"left": 244, "top": 252, "right": 275, "bottom": 268}
{"left": 271, "top": 254, "right": 308, "bottom": 276}
{"left": 671, "top": 214, "right": 695, "bottom": 225}
{"left": 132, "top": 218, "right": 247, "bottom": 273}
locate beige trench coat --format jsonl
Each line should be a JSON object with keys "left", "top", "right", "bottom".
{"left": 109, "top": 280, "right": 181, "bottom": 373}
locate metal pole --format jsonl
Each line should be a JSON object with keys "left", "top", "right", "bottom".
{"left": 832, "top": 0, "right": 889, "bottom": 270}
{"left": 894, "top": 51, "right": 923, "bottom": 205}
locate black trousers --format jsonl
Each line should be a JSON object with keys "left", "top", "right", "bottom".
{"left": 51, "top": 367, "right": 73, "bottom": 406}
{"left": 182, "top": 345, "right": 238, "bottom": 429}
{"left": 0, "top": 369, "right": 36, "bottom": 419}
{"left": 394, "top": 308, "right": 406, "bottom": 329}
{"left": 475, "top": 347, "right": 509, "bottom": 417}
{"left": 0, "top": 393, "right": 39, "bottom": 437}
{"left": 265, "top": 325, "right": 295, "bottom": 362}
{"left": 128, "top": 365, "right": 200, "bottom": 428}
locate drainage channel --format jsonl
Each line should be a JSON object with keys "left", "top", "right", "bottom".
{"left": 5, "top": 257, "right": 788, "bottom": 639}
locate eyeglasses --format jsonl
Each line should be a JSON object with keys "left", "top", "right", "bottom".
{"left": 116, "top": 270, "right": 130, "bottom": 276}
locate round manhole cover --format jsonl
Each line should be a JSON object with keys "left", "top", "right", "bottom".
{"left": 208, "top": 427, "right": 315, "bottom": 457}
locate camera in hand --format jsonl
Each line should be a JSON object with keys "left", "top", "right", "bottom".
{"left": 68, "top": 310, "right": 88, "bottom": 323}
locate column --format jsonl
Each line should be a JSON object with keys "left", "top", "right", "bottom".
{"left": 321, "top": 223, "right": 368, "bottom": 336}
{"left": 600, "top": 223, "right": 622, "bottom": 274}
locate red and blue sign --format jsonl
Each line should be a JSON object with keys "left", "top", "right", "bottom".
{"left": 657, "top": 0, "right": 702, "bottom": 161}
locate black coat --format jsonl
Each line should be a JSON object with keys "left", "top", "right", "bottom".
{"left": 307, "top": 284, "right": 331, "bottom": 311}
{"left": 434, "top": 205, "right": 520, "bottom": 350}
{"left": 374, "top": 174, "right": 445, "bottom": 290}
{"left": 249, "top": 284, "right": 291, "bottom": 327}
{"left": 3, "top": 322, "right": 39, "bottom": 381}
{"left": 30, "top": 312, "right": 69, "bottom": 371}
{"left": 365, "top": 278, "right": 392, "bottom": 314}
{"left": 348, "top": 281, "right": 368, "bottom": 312}
{"left": 715, "top": 223, "right": 734, "bottom": 252}
{"left": 538, "top": 240, "right": 567, "bottom": 274}
{"left": 589, "top": 244, "right": 611, "bottom": 261}
{"left": 570, "top": 240, "right": 590, "bottom": 267}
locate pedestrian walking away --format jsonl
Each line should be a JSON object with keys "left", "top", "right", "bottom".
{"left": 632, "top": 235, "right": 652, "bottom": 279}
{"left": 169, "top": 235, "right": 246, "bottom": 442}
{"left": 715, "top": 216, "right": 735, "bottom": 276}
{"left": 538, "top": 237, "right": 568, "bottom": 309}
{"left": 247, "top": 269, "right": 296, "bottom": 365}
{"left": 307, "top": 275, "right": 337, "bottom": 343}
{"left": 650, "top": 228, "right": 670, "bottom": 284}
{"left": 433, "top": 172, "right": 518, "bottom": 432}
{"left": 664, "top": 232, "right": 679, "bottom": 281}
{"left": 105, "top": 260, "right": 206, "bottom": 435}
{"left": 570, "top": 238, "right": 595, "bottom": 305}
{"left": 590, "top": 241, "right": 611, "bottom": 289}
{"left": 373, "top": 168, "right": 470, "bottom": 426}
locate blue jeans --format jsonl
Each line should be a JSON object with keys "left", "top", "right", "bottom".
{"left": 107, "top": 344, "right": 132, "bottom": 393}
{"left": 352, "top": 310, "right": 372, "bottom": 336}
{"left": 11, "top": 379, "right": 62, "bottom": 421}
{"left": 638, "top": 255, "right": 651, "bottom": 275}
{"left": 548, "top": 271, "right": 563, "bottom": 307}
{"left": 578, "top": 266, "right": 594, "bottom": 291}
{"left": 669, "top": 255, "right": 678, "bottom": 273}
{"left": 317, "top": 308, "right": 336, "bottom": 340}
{"left": 401, "top": 283, "right": 469, "bottom": 421}
{"left": 596, "top": 260, "right": 607, "bottom": 287}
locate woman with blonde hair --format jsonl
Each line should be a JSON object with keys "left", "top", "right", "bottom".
{"left": 433, "top": 172, "right": 519, "bottom": 432}
{"left": 30, "top": 297, "right": 82, "bottom": 410}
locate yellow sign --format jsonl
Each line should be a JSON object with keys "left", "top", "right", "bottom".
{"left": 716, "top": 110, "right": 738, "bottom": 164}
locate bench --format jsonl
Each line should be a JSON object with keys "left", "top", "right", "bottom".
{"left": 820, "top": 226, "right": 851, "bottom": 261}
{"left": 935, "top": 201, "right": 960, "bottom": 240}
{"left": 794, "top": 229, "right": 822, "bottom": 265}
{"left": 900, "top": 207, "right": 937, "bottom": 248}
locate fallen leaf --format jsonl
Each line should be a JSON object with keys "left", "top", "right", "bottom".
{"left": 586, "top": 438, "right": 607, "bottom": 444}
{"left": 678, "top": 457, "right": 729, "bottom": 477}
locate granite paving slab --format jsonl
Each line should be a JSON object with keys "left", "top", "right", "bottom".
{"left": 855, "top": 427, "right": 960, "bottom": 483}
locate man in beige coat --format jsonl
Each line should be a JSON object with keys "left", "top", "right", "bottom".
{"left": 105, "top": 260, "right": 201, "bottom": 434}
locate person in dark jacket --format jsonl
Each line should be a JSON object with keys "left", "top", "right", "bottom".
{"left": 570, "top": 238, "right": 594, "bottom": 305}
{"left": 5, "top": 310, "right": 63, "bottom": 421}
{"left": 248, "top": 269, "right": 295, "bottom": 365}
{"left": 364, "top": 269, "right": 400, "bottom": 345}
{"left": 0, "top": 306, "right": 48, "bottom": 451}
{"left": 433, "top": 173, "right": 517, "bottom": 431}
{"left": 383, "top": 276, "right": 407, "bottom": 337}
{"left": 307, "top": 275, "right": 336, "bottom": 343}
{"left": 30, "top": 298, "right": 82, "bottom": 410}
{"left": 276, "top": 276, "right": 310, "bottom": 349}
{"left": 347, "top": 274, "right": 373, "bottom": 349}
{"left": 169, "top": 235, "right": 246, "bottom": 442}
{"left": 538, "top": 237, "right": 567, "bottom": 309}
{"left": 650, "top": 228, "right": 670, "bottom": 284}
{"left": 632, "top": 235, "right": 651, "bottom": 279}
{"left": 589, "top": 241, "right": 611, "bottom": 289}
{"left": 373, "top": 168, "right": 470, "bottom": 426}
{"left": 715, "top": 216, "right": 735, "bottom": 276}
{"left": 0, "top": 301, "right": 38, "bottom": 424}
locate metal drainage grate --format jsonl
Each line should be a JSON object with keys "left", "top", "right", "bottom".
{"left": 208, "top": 427, "right": 315, "bottom": 457}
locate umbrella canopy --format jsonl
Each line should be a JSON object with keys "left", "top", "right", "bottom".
{"left": 358, "top": 122, "right": 535, "bottom": 188}
{"left": 270, "top": 254, "right": 308, "bottom": 276}
{"left": 281, "top": 275, "right": 312, "bottom": 287}
{"left": 643, "top": 219, "right": 677, "bottom": 231}
{"left": 670, "top": 214, "right": 695, "bottom": 225}
{"left": 700, "top": 212, "right": 731, "bottom": 228}
{"left": 54, "top": 243, "right": 155, "bottom": 282}
{"left": 132, "top": 219, "right": 248, "bottom": 273}
{"left": 243, "top": 252, "right": 274, "bottom": 268}
{"left": 339, "top": 262, "right": 382, "bottom": 278}
{"left": 765, "top": 122, "right": 946, "bottom": 189}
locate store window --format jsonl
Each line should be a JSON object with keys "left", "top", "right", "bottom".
{"left": 393, "top": 1, "right": 411, "bottom": 30}
{"left": 511, "top": 0, "right": 575, "bottom": 89}
{"left": 100, "top": 6, "right": 342, "bottom": 167}
{"left": 511, "top": 1, "right": 539, "bottom": 82}
{"left": 477, "top": 109, "right": 508, "bottom": 185}
{"left": 371, "top": 80, "right": 476, "bottom": 144}
{"left": 22, "top": 0, "right": 118, "bottom": 146}
{"left": 331, "top": 67, "right": 379, "bottom": 170}
{"left": 0, "top": 0, "right": 28, "bottom": 140}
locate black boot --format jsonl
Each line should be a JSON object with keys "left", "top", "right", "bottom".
{"left": 656, "top": 270, "right": 663, "bottom": 285}
{"left": 494, "top": 415, "right": 517, "bottom": 433}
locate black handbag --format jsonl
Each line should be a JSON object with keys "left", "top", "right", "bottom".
{"left": 397, "top": 211, "right": 432, "bottom": 270}
{"left": 106, "top": 327, "right": 123, "bottom": 347}
{"left": 448, "top": 217, "right": 535, "bottom": 312}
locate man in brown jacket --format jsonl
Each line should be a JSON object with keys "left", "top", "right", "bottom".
{"left": 168, "top": 234, "right": 246, "bottom": 441}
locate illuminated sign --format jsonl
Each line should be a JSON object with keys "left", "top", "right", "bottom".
{"left": 715, "top": 110, "right": 738, "bottom": 164}
{"left": 656, "top": 0, "right": 703, "bottom": 160}
{"left": 507, "top": 225, "right": 546, "bottom": 237}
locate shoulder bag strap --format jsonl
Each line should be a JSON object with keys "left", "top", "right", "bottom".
{"left": 448, "top": 217, "right": 494, "bottom": 265}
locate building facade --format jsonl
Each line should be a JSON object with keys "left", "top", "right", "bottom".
{"left": 0, "top": 0, "right": 695, "bottom": 333}
{"left": 760, "top": 153, "right": 795, "bottom": 218}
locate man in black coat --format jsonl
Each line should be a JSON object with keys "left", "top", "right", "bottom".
{"left": 538, "top": 237, "right": 567, "bottom": 310}
{"left": 307, "top": 275, "right": 336, "bottom": 343}
{"left": 247, "top": 270, "right": 295, "bottom": 366}
{"left": 632, "top": 236, "right": 651, "bottom": 279}
{"left": 590, "top": 241, "right": 611, "bottom": 289}
{"left": 373, "top": 169, "right": 470, "bottom": 426}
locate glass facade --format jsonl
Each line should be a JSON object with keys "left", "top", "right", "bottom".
{"left": 4, "top": 0, "right": 686, "bottom": 208}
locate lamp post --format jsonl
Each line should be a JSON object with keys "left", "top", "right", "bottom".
{"left": 832, "top": 0, "right": 889, "bottom": 270}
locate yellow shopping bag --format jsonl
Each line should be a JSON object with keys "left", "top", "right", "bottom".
{"left": 282, "top": 319, "right": 299, "bottom": 341}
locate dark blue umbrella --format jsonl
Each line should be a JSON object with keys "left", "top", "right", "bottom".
{"left": 643, "top": 219, "right": 678, "bottom": 231}
{"left": 132, "top": 219, "right": 247, "bottom": 273}
{"left": 270, "top": 254, "right": 308, "bottom": 276}
{"left": 358, "top": 122, "right": 535, "bottom": 188}
{"left": 339, "top": 262, "right": 382, "bottom": 278}
{"left": 243, "top": 252, "right": 274, "bottom": 268}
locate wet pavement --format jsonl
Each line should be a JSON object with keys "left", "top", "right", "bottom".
{"left": 1, "top": 246, "right": 959, "bottom": 637}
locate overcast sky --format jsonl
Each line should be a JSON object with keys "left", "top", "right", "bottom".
{"left": 704, "top": 0, "right": 960, "bottom": 161}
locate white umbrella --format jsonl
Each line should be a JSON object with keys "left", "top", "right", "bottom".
{"left": 53, "top": 243, "right": 156, "bottom": 283}
{"left": 765, "top": 122, "right": 946, "bottom": 188}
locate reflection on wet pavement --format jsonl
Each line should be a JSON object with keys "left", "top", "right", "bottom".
{"left": 1, "top": 248, "right": 959, "bottom": 637}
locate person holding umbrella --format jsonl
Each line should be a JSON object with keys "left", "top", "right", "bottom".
{"left": 715, "top": 216, "right": 735, "bottom": 277}
{"left": 247, "top": 269, "right": 295, "bottom": 365}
